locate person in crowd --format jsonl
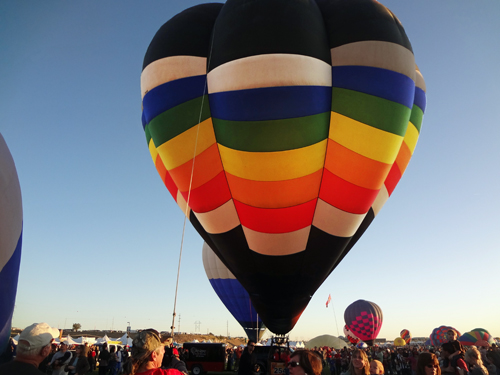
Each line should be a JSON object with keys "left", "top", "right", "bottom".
{"left": 66, "top": 345, "right": 90, "bottom": 375}
{"left": 287, "top": 349, "right": 323, "bottom": 375}
{"left": 370, "top": 360, "right": 385, "bottom": 375}
{"left": 122, "top": 329, "right": 183, "bottom": 375}
{"left": 0, "top": 322, "right": 59, "bottom": 375}
{"left": 444, "top": 331, "right": 465, "bottom": 369}
{"left": 109, "top": 346, "right": 119, "bottom": 375}
{"left": 50, "top": 340, "right": 73, "bottom": 375}
{"left": 441, "top": 343, "right": 468, "bottom": 375}
{"left": 238, "top": 341, "right": 257, "bottom": 375}
{"left": 485, "top": 351, "right": 500, "bottom": 375}
{"left": 170, "top": 348, "right": 188, "bottom": 374}
{"left": 346, "top": 349, "right": 370, "bottom": 375}
{"left": 460, "top": 347, "right": 489, "bottom": 375}
{"left": 98, "top": 343, "right": 111, "bottom": 375}
{"left": 416, "top": 352, "right": 440, "bottom": 375}
{"left": 227, "top": 348, "right": 234, "bottom": 371}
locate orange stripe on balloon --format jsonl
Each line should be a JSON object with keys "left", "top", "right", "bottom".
{"left": 179, "top": 171, "right": 231, "bottom": 213}
{"left": 384, "top": 163, "right": 402, "bottom": 196}
{"left": 155, "top": 154, "right": 178, "bottom": 200}
{"left": 325, "top": 140, "right": 391, "bottom": 190}
{"left": 225, "top": 170, "right": 322, "bottom": 209}
{"left": 169, "top": 143, "right": 223, "bottom": 192}
{"left": 394, "top": 141, "right": 412, "bottom": 175}
{"left": 234, "top": 199, "right": 317, "bottom": 234}
{"left": 319, "top": 169, "right": 379, "bottom": 214}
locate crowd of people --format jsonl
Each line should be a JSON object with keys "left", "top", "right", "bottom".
{"left": 2, "top": 323, "right": 500, "bottom": 375}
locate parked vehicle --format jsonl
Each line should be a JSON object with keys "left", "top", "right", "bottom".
{"left": 183, "top": 342, "right": 227, "bottom": 375}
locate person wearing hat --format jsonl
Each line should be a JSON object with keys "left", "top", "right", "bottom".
{"left": 122, "top": 329, "right": 183, "bottom": 375}
{"left": 0, "top": 322, "right": 59, "bottom": 375}
{"left": 49, "top": 340, "right": 73, "bottom": 375}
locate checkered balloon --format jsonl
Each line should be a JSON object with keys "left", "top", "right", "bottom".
{"left": 344, "top": 299, "right": 383, "bottom": 346}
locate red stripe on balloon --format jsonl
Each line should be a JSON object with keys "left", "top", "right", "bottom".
{"left": 384, "top": 163, "right": 402, "bottom": 196}
{"left": 155, "top": 154, "right": 178, "bottom": 200}
{"left": 319, "top": 169, "right": 379, "bottom": 214}
{"left": 233, "top": 199, "right": 316, "bottom": 234}
{"left": 179, "top": 171, "right": 231, "bottom": 213}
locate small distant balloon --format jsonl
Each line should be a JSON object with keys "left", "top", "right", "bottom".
{"left": 400, "top": 329, "right": 412, "bottom": 344}
{"left": 344, "top": 300, "right": 383, "bottom": 346}
{"left": 394, "top": 337, "right": 406, "bottom": 347}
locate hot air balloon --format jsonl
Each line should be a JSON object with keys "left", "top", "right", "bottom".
{"left": 394, "top": 337, "right": 406, "bottom": 347}
{"left": 429, "top": 326, "right": 461, "bottom": 347}
{"left": 344, "top": 300, "right": 383, "bottom": 346}
{"left": 459, "top": 328, "right": 495, "bottom": 347}
{"left": 357, "top": 342, "right": 368, "bottom": 349}
{"left": 0, "top": 134, "right": 23, "bottom": 362}
{"left": 343, "top": 325, "right": 360, "bottom": 345}
{"left": 141, "top": 0, "right": 426, "bottom": 334}
{"left": 202, "top": 242, "right": 266, "bottom": 341}
{"left": 400, "top": 329, "right": 412, "bottom": 344}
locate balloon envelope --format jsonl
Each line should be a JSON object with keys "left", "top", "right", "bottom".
{"left": 458, "top": 328, "right": 495, "bottom": 347}
{"left": 429, "top": 326, "right": 461, "bottom": 347}
{"left": 0, "top": 134, "right": 23, "bottom": 361}
{"left": 344, "top": 300, "right": 383, "bottom": 346}
{"left": 202, "top": 242, "right": 266, "bottom": 341}
{"left": 141, "top": 0, "right": 426, "bottom": 334}
{"left": 394, "top": 337, "right": 406, "bottom": 347}
{"left": 400, "top": 329, "right": 412, "bottom": 344}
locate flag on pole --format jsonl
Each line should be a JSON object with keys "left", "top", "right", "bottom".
{"left": 326, "top": 294, "right": 332, "bottom": 308}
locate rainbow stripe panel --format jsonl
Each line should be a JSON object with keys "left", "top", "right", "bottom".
{"left": 202, "top": 242, "right": 266, "bottom": 342}
{"left": 141, "top": 0, "right": 427, "bottom": 334}
{"left": 0, "top": 133, "right": 23, "bottom": 357}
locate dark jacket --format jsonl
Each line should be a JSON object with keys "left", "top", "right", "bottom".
{"left": 238, "top": 349, "right": 257, "bottom": 375}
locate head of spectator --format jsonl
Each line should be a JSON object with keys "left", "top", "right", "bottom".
{"left": 15, "top": 323, "right": 59, "bottom": 367}
{"left": 60, "top": 341, "right": 69, "bottom": 352}
{"left": 446, "top": 330, "right": 457, "bottom": 342}
{"left": 246, "top": 340, "right": 256, "bottom": 354}
{"left": 287, "top": 349, "right": 323, "bottom": 375}
{"left": 417, "top": 352, "right": 441, "bottom": 375}
{"left": 465, "top": 347, "right": 487, "bottom": 371}
{"left": 122, "top": 329, "right": 165, "bottom": 375}
{"left": 348, "top": 349, "right": 370, "bottom": 375}
{"left": 370, "top": 359, "right": 384, "bottom": 375}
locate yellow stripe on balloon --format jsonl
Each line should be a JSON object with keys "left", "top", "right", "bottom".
{"left": 329, "top": 112, "right": 403, "bottom": 164}
{"left": 148, "top": 138, "right": 158, "bottom": 164}
{"left": 404, "top": 121, "right": 420, "bottom": 154}
{"left": 217, "top": 140, "right": 327, "bottom": 182}
{"left": 156, "top": 118, "right": 216, "bottom": 170}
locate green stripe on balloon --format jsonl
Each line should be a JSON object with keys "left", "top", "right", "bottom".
{"left": 409, "top": 105, "right": 424, "bottom": 133}
{"left": 147, "top": 96, "right": 211, "bottom": 146}
{"left": 331, "top": 87, "right": 411, "bottom": 137}
{"left": 212, "top": 112, "right": 330, "bottom": 152}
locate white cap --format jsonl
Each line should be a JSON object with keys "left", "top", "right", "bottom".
{"left": 19, "top": 323, "right": 59, "bottom": 349}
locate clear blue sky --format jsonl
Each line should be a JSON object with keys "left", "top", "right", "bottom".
{"left": 1, "top": 0, "right": 500, "bottom": 342}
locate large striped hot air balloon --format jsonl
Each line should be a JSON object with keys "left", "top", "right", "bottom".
{"left": 0, "top": 134, "right": 23, "bottom": 362}
{"left": 141, "top": 0, "right": 426, "bottom": 334}
{"left": 459, "top": 328, "right": 495, "bottom": 347}
{"left": 202, "top": 242, "right": 266, "bottom": 341}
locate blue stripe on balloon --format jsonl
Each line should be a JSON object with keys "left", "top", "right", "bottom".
{"left": 142, "top": 75, "right": 207, "bottom": 125}
{"left": 0, "top": 232, "right": 22, "bottom": 355}
{"left": 209, "top": 278, "right": 262, "bottom": 326}
{"left": 209, "top": 86, "right": 332, "bottom": 121}
{"left": 414, "top": 87, "right": 426, "bottom": 113}
{"left": 332, "top": 66, "right": 415, "bottom": 109}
